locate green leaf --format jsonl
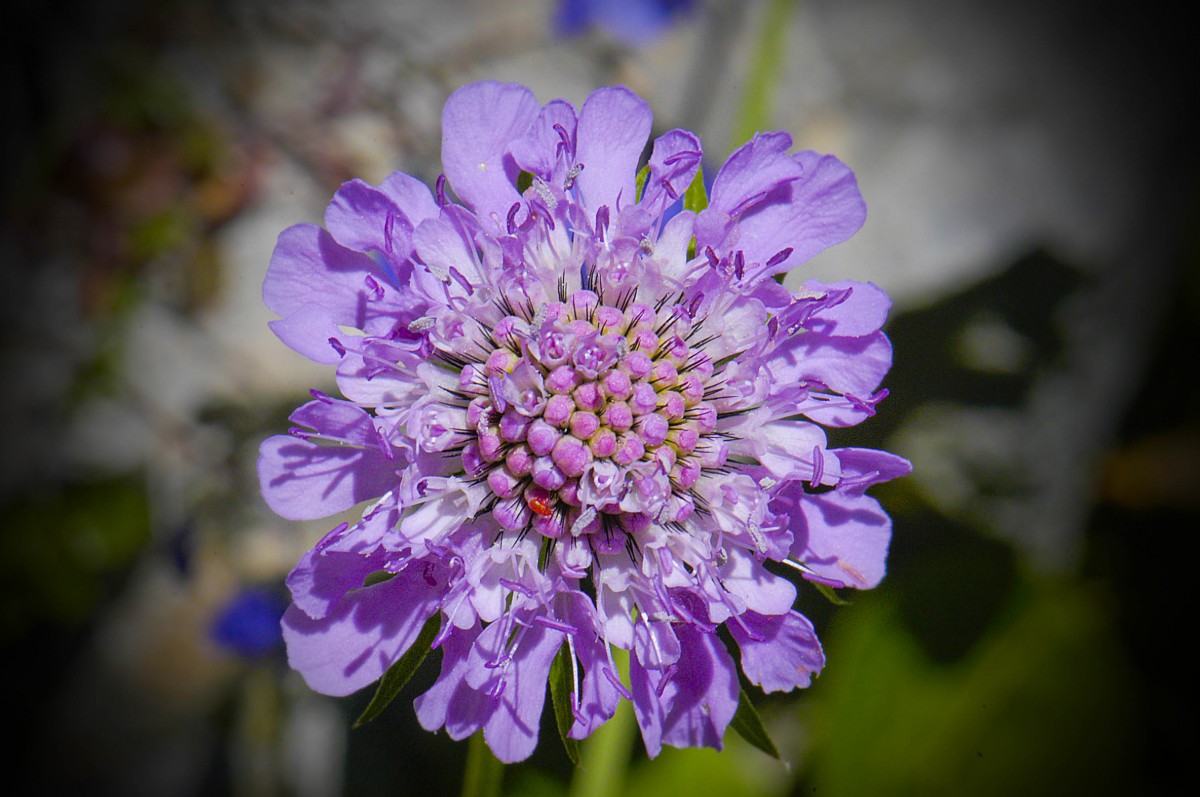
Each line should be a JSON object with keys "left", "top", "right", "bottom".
{"left": 517, "top": 170, "right": 534, "bottom": 194}
{"left": 549, "top": 643, "right": 582, "bottom": 765}
{"left": 813, "top": 581, "right": 852, "bottom": 606}
{"left": 353, "top": 613, "right": 441, "bottom": 728}
{"left": 635, "top": 164, "right": 650, "bottom": 203}
{"left": 362, "top": 569, "right": 395, "bottom": 588}
{"left": 729, "top": 687, "right": 782, "bottom": 760}
{"left": 683, "top": 163, "right": 708, "bottom": 214}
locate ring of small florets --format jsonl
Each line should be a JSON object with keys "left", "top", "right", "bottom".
{"left": 443, "top": 286, "right": 730, "bottom": 555}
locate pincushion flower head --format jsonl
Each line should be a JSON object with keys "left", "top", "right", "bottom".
{"left": 259, "top": 81, "right": 910, "bottom": 763}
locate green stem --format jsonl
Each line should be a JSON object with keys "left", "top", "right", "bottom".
{"left": 461, "top": 731, "right": 504, "bottom": 797}
{"left": 733, "top": 0, "right": 800, "bottom": 147}
{"left": 568, "top": 648, "right": 637, "bottom": 797}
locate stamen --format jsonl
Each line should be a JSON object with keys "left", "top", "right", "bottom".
{"left": 728, "top": 189, "right": 768, "bottom": 219}
{"left": 363, "top": 274, "right": 384, "bottom": 300}
{"left": 571, "top": 507, "right": 598, "bottom": 536}
{"left": 533, "top": 179, "right": 557, "bottom": 209}
{"left": 375, "top": 426, "right": 396, "bottom": 460}
{"left": 499, "top": 578, "right": 534, "bottom": 597}
{"left": 765, "top": 247, "right": 793, "bottom": 269}
{"left": 780, "top": 557, "right": 817, "bottom": 576}
{"left": 533, "top": 615, "right": 575, "bottom": 634}
{"left": 566, "top": 632, "right": 582, "bottom": 717}
{"left": 838, "top": 469, "right": 881, "bottom": 489}
{"left": 564, "top": 163, "right": 584, "bottom": 190}
{"left": 663, "top": 151, "right": 699, "bottom": 166}
{"left": 448, "top": 266, "right": 475, "bottom": 296}
{"left": 655, "top": 663, "right": 677, "bottom": 697}
{"left": 383, "top": 211, "right": 395, "bottom": 254}
{"left": 595, "top": 205, "right": 609, "bottom": 238}
{"left": 642, "top": 614, "right": 667, "bottom": 667}
{"left": 602, "top": 666, "right": 633, "bottom": 700}
{"left": 553, "top": 123, "right": 571, "bottom": 155}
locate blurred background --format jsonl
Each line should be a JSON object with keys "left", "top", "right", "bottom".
{"left": 2, "top": 0, "right": 1196, "bottom": 794}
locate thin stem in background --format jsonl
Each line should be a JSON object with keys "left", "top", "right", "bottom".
{"left": 733, "top": 0, "right": 800, "bottom": 146}
{"left": 461, "top": 731, "right": 504, "bottom": 797}
{"left": 568, "top": 648, "right": 636, "bottom": 797}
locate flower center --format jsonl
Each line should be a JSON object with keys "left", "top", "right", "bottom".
{"left": 459, "top": 289, "right": 724, "bottom": 548}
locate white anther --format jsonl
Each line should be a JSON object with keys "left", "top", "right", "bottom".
{"left": 571, "top": 506, "right": 598, "bottom": 536}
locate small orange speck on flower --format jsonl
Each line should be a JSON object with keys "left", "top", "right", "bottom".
{"left": 528, "top": 494, "right": 553, "bottom": 516}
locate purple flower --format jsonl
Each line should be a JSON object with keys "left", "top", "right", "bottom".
{"left": 555, "top": 0, "right": 697, "bottom": 46}
{"left": 258, "top": 81, "right": 910, "bottom": 763}
{"left": 211, "top": 587, "right": 286, "bottom": 659}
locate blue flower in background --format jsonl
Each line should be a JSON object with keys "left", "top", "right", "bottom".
{"left": 555, "top": 0, "right": 697, "bottom": 45}
{"left": 211, "top": 587, "right": 286, "bottom": 659}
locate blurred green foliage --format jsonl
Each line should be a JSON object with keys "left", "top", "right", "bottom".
{"left": 802, "top": 580, "right": 1137, "bottom": 797}
{"left": 1, "top": 478, "right": 150, "bottom": 640}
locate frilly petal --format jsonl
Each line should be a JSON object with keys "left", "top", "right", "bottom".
{"left": 258, "top": 436, "right": 395, "bottom": 521}
{"left": 263, "top": 224, "right": 389, "bottom": 359}
{"left": 267, "top": 302, "right": 345, "bottom": 365}
{"left": 767, "top": 329, "right": 893, "bottom": 397}
{"left": 508, "top": 99, "right": 578, "bottom": 184}
{"left": 800, "top": 279, "right": 891, "bottom": 337}
{"left": 335, "top": 346, "right": 427, "bottom": 407}
{"left": 629, "top": 651, "right": 664, "bottom": 758}
{"left": 739, "top": 150, "right": 866, "bottom": 280}
{"left": 696, "top": 141, "right": 865, "bottom": 282}
{"left": 780, "top": 489, "right": 893, "bottom": 590}
{"left": 631, "top": 624, "right": 740, "bottom": 757}
{"left": 639, "top": 129, "right": 702, "bottom": 218}
{"left": 441, "top": 81, "right": 541, "bottom": 224}
{"left": 724, "top": 412, "right": 837, "bottom": 482}
{"left": 257, "top": 401, "right": 398, "bottom": 521}
{"left": 414, "top": 621, "right": 490, "bottom": 741}
{"left": 558, "top": 592, "right": 624, "bottom": 739}
{"left": 413, "top": 213, "right": 488, "bottom": 291}
{"left": 729, "top": 610, "right": 825, "bottom": 693}
{"left": 632, "top": 614, "right": 681, "bottom": 671}
{"left": 716, "top": 547, "right": 797, "bottom": 616}
{"left": 379, "top": 170, "right": 441, "bottom": 227}
{"left": 705, "top": 131, "right": 799, "bottom": 219}
{"left": 324, "top": 179, "right": 405, "bottom": 260}
{"left": 281, "top": 563, "right": 443, "bottom": 696}
{"left": 574, "top": 86, "right": 652, "bottom": 215}
{"left": 284, "top": 506, "right": 397, "bottom": 619}
{"left": 833, "top": 447, "right": 913, "bottom": 495}
{"left": 648, "top": 210, "right": 696, "bottom": 285}
{"left": 466, "top": 613, "right": 565, "bottom": 763}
